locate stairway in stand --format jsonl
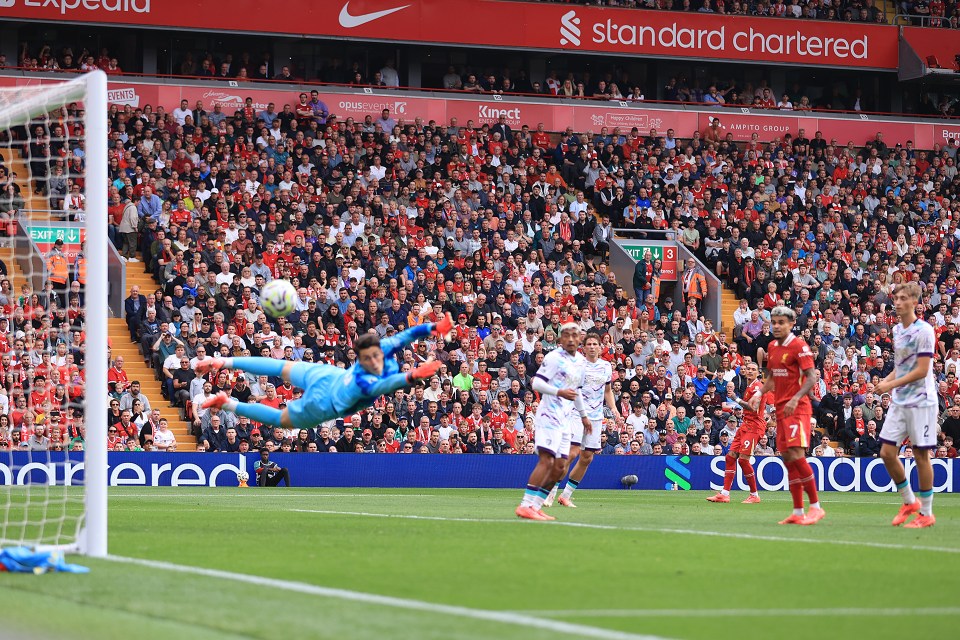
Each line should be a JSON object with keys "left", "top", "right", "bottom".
{"left": 110, "top": 264, "right": 197, "bottom": 450}
{"left": 719, "top": 282, "right": 740, "bottom": 341}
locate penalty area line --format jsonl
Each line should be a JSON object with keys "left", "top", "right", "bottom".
{"left": 105, "top": 555, "right": 673, "bottom": 640}
{"left": 290, "top": 509, "right": 960, "bottom": 555}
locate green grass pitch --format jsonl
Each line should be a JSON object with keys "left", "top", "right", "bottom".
{"left": 1, "top": 488, "right": 958, "bottom": 640}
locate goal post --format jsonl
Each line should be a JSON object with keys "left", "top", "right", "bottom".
{"left": 0, "top": 71, "right": 108, "bottom": 557}
{"left": 83, "top": 70, "right": 108, "bottom": 558}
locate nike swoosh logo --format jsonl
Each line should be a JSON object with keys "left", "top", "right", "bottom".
{"left": 338, "top": 1, "right": 411, "bottom": 28}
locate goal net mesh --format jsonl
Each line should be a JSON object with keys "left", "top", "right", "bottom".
{"left": 0, "top": 77, "right": 99, "bottom": 552}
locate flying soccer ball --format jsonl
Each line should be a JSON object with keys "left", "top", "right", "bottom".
{"left": 259, "top": 279, "right": 297, "bottom": 318}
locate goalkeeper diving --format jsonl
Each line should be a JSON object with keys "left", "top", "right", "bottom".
{"left": 199, "top": 315, "right": 452, "bottom": 429}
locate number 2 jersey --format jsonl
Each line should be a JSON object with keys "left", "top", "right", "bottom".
{"left": 891, "top": 319, "right": 938, "bottom": 408}
{"left": 766, "top": 333, "right": 815, "bottom": 417}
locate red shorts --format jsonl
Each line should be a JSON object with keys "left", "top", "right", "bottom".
{"left": 730, "top": 426, "right": 764, "bottom": 456}
{"left": 776, "top": 413, "right": 812, "bottom": 451}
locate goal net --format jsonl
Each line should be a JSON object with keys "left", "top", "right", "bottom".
{"left": 0, "top": 72, "right": 107, "bottom": 556}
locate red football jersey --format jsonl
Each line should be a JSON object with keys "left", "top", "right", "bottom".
{"left": 741, "top": 379, "right": 767, "bottom": 431}
{"left": 767, "top": 334, "right": 815, "bottom": 416}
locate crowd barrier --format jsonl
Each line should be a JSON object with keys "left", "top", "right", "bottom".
{"left": 2, "top": 453, "right": 957, "bottom": 491}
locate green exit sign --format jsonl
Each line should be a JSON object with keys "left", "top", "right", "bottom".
{"left": 28, "top": 226, "right": 83, "bottom": 244}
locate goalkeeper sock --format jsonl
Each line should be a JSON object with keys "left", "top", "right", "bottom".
{"left": 897, "top": 479, "right": 916, "bottom": 505}
{"left": 918, "top": 489, "right": 934, "bottom": 517}
{"left": 561, "top": 479, "right": 579, "bottom": 500}
{"left": 228, "top": 357, "right": 286, "bottom": 378}
{"left": 231, "top": 401, "right": 284, "bottom": 428}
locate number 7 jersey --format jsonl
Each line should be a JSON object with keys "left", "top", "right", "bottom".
{"left": 766, "top": 333, "right": 815, "bottom": 417}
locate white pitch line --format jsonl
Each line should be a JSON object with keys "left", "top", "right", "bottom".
{"left": 111, "top": 493, "right": 435, "bottom": 498}
{"left": 105, "top": 555, "right": 672, "bottom": 640}
{"left": 291, "top": 509, "right": 960, "bottom": 555}
{"left": 518, "top": 607, "right": 960, "bottom": 618}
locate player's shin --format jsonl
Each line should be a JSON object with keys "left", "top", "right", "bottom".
{"left": 795, "top": 457, "right": 820, "bottom": 509}
{"left": 520, "top": 485, "right": 540, "bottom": 507}
{"left": 721, "top": 454, "right": 737, "bottom": 494}
{"left": 786, "top": 461, "right": 805, "bottom": 515}
{"left": 738, "top": 457, "right": 757, "bottom": 495}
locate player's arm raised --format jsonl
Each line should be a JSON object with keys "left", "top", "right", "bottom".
{"left": 750, "top": 377, "right": 775, "bottom": 411}
{"left": 874, "top": 355, "right": 931, "bottom": 396}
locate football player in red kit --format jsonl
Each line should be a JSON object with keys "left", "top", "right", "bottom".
{"left": 707, "top": 361, "right": 766, "bottom": 504}
{"left": 752, "top": 306, "right": 825, "bottom": 525}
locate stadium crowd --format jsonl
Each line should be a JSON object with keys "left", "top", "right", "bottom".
{"left": 538, "top": 0, "right": 899, "bottom": 23}
{"left": 2, "top": 79, "right": 960, "bottom": 460}
{"left": 7, "top": 41, "right": 958, "bottom": 119}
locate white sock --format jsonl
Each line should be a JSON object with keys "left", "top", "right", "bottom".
{"left": 224, "top": 398, "right": 238, "bottom": 411}
{"left": 898, "top": 481, "right": 916, "bottom": 504}
{"left": 793, "top": 508, "right": 805, "bottom": 516}
{"left": 532, "top": 492, "right": 546, "bottom": 509}
{"left": 919, "top": 492, "right": 934, "bottom": 517}
{"left": 561, "top": 485, "right": 574, "bottom": 500}
{"left": 720, "top": 489, "right": 730, "bottom": 496}
{"left": 546, "top": 486, "right": 557, "bottom": 501}
{"left": 809, "top": 501, "right": 821, "bottom": 510}
{"left": 222, "top": 357, "right": 234, "bottom": 368}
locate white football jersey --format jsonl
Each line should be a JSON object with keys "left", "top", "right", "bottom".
{"left": 581, "top": 358, "right": 613, "bottom": 422}
{"left": 534, "top": 347, "right": 586, "bottom": 429}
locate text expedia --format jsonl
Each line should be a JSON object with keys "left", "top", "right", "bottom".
{"left": 23, "top": 0, "right": 150, "bottom": 15}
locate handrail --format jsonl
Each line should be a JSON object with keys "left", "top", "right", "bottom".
{"left": 895, "top": 12, "right": 957, "bottom": 28}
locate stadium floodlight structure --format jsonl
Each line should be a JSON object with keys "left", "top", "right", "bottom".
{"left": 0, "top": 71, "right": 107, "bottom": 557}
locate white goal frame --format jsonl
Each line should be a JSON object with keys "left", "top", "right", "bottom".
{"left": 1, "top": 71, "right": 108, "bottom": 557}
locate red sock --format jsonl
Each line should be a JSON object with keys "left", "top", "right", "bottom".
{"left": 738, "top": 457, "right": 757, "bottom": 493}
{"left": 722, "top": 454, "right": 737, "bottom": 491}
{"left": 795, "top": 457, "right": 819, "bottom": 506}
{"left": 787, "top": 459, "right": 804, "bottom": 509}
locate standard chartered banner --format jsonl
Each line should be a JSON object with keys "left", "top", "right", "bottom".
{"left": 1, "top": 453, "right": 956, "bottom": 492}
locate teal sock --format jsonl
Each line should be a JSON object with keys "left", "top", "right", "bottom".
{"left": 229, "top": 357, "right": 286, "bottom": 378}
{"left": 917, "top": 489, "right": 934, "bottom": 516}
{"left": 231, "top": 401, "right": 284, "bottom": 429}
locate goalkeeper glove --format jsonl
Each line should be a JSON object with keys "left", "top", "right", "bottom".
{"left": 432, "top": 312, "right": 453, "bottom": 339}
{"left": 408, "top": 360, "right": 441, "bottom": 382}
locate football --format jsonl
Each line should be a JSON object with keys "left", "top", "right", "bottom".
{"left": 259, "top": 279, "right": 297, "bottom": 318}
{"left": 237, "top": 471, "right": 249, "bottom": 485}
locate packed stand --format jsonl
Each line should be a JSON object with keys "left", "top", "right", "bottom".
{"left": 97, "top": 81, "right": 960, "bottom": 458}
{"left": 0, "top": 142, "right": 89, "bottom": 452}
